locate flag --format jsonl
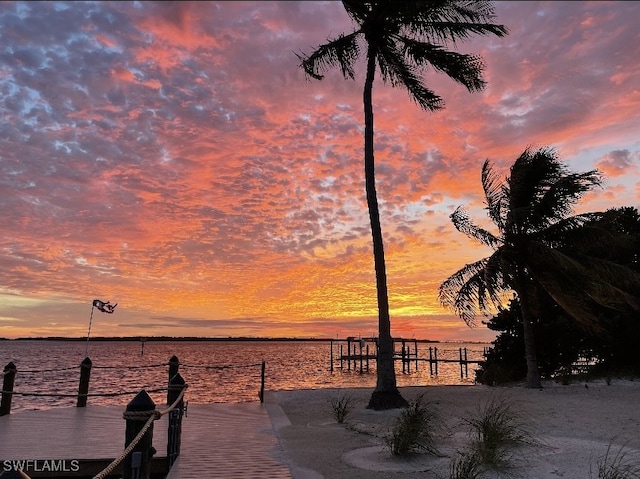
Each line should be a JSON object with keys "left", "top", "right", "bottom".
{"left": 93, "top": 299, "right": 117, "bottom": 314}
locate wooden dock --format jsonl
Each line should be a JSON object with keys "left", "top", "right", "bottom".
{"left": 330, "top": 337, "right": 485, "bottom": 377}
{"left": 0, "top": 404, "right": 292, "bottom": 479}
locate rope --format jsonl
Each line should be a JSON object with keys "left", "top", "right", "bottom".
{"left": 92, "top": 385, "right": 187, "bottom": 479}
{"left": 92, "top": 363, "right": 168, "bottom": 370}
{"left": 92, "top": 413, "right": 155, "bottom": 479}
{"left": 14, "top": 366, "right": 78, "bottom": 374}
{"left": 1, "top": 387, "right": 168, "bottom": 398}
{"left": 180, "top": 362, "right": 262, "bottom": 370}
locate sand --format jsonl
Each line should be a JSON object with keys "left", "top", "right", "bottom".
{"left": 265, "top": 379, "right": 640, "bottom": 479}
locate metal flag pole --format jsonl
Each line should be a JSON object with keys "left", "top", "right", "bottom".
{"left": 85, "top": 303, "right": 96, "bottom": 358}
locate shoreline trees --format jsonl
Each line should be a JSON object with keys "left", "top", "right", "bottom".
{"left": 439, "top": 147, "right": 640, "bottom": 388}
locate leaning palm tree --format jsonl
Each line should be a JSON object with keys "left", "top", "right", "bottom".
{"left": 439, "top": 147, "right": 640, "bottom": 388}
{"left": 297, "top": 1, "right": 507, "bottom": 409}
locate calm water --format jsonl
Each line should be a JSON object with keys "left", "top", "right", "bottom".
{"left": 0, "top": 340, "right": 486, "bottom": 413}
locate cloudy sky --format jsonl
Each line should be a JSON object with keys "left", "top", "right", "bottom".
{"left": 1, "top": 1, "right": 638, "bottom": 341}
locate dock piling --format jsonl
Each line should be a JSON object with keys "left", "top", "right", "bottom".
{"left": 259, "top": 360, "right": 266, "bottom": 403}
{"left": 166, "top": 373, "right": 186, "bottom": 472}
{"left": 167, "top": 355, "right": 179, "bottom": 404}
{"left": 124, "top": 390, "right": 156, "bottom": 479}
{"left": 1, "top": 362, "right": 16, "bottom": 416}
{"left": 77, "top": 356, "right": 92, "bottom": 407}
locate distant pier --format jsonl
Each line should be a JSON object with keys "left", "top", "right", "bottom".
{"left": 329, "top": 337, "right": 485, "bottom": 378}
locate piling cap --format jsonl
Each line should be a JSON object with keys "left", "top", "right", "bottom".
{"left": 3, "top": 362, "right": 16, "bottom": 372}
{"left": 126, "top": 390, "right": 156, "bottom": 411}
{"left": 0, "top": 470, "right": 29, "bottom": 479}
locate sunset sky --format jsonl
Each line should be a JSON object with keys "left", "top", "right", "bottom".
{"left": 1, "top": 1, "right": 639, "bottom": 341}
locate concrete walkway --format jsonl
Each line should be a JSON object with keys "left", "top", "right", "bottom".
{"left": 166, "top": 401, "right": 293, "bottom": 479}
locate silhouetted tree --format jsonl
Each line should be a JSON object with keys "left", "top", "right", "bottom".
{"left": 439, "top": 147, "right": 640, "bottom": 388}
{"left": 297, "top": 0, "right": 507, "bottom": 409}
{"left": 477, "top": 206, "right": 640, "bottom": 384}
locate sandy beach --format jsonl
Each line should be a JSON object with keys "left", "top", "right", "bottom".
{"left": 266, "top": 379, "right": 640, "bottom": 479}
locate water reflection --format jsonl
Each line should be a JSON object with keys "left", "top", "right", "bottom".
{"left": 0, "top": 340, "right": 486, "bottom": 412}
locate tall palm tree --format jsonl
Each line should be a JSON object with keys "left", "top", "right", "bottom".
{"left": 298, "top": 1, "right": 507, "bottom": 409}
{"left": 439, "top": 147, "right": 640, "bottom": 388}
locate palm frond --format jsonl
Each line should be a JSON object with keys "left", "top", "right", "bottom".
{"left": 525, "top": 242, "right": 640, "bottom": 331}
{"left": 399, "top": 1, "right": 508, "bottom": 43}
{"left": 528, "top": 170, "right": 603, "bottom": 229}
{"left": 439, "top": 253, "right": 507, "bottom": 325}
{"left": 296, "top": 32, "right": 361, "bottom": 81}
{"left": 507, "top": 146, "right": 561, "bottom": 208}
{"left": 450, "top": 206, "right": 502, "bottom": 249}
{"left": 341, "top": 0, "right": 372, "bottom": 25}
{"left": 375, "top": 39, "right": 443, "bottom": 110}
{"left": 481, "top": 159, "right": 505, "bottom": 230}
{"left": 400, "top": 37, "right": 486, "bottom": 91}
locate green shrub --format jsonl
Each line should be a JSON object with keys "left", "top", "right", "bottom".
{"left": 385, "top": 394, "right": 442, "bottom": 457}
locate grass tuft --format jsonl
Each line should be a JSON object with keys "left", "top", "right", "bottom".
{"left": 592, "top": 443, "right": 640, "bottom": 479}
{"left": 463, "top": 394, "right": 534, "bottom": 469}
{"left": 449, "top": 450, "right": 484, "bottom": 479}
{"left": 384, "top": 394, "right": 442, "bottom": 457}
{"left": 329, "top": 394, "right": 354, "bottom": 424}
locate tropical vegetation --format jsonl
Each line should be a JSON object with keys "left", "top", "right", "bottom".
{"left": 478, "top": 207, "right": 640, "bottom": 385}
{"left": 439, "top": 147, "right": 640, "bottom": 387}
{"left": 298, "top": 0, "right": 507, "bottom": 409}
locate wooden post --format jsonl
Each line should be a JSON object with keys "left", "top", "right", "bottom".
{"left": 434, "top": 347, "right": 439, "bottom": 375}
{"left": 340, "top": 345, "right": 343, "bottom": 370}
{"left": 401, "top": 340, "right": 406, "bottom": 373}
{"left": 77, "top": 357, "right": 92, "bottom": 407}
{"left": 167, "top": 355, "right": 179, "bottom": 405}
{"left": 330, "top": 340, "right": 334, "bottom": 372}
{"left": 350, "top": 344, "right": 354, "bottom": 371}
{"left": 366, "top": 345, "right": 370, "bottom": 371}
{"left": 166, "top": 373, "right": 186, "bottom": 472}
{"left": 459, "top": 348, "right": 464, "bottom": 379}
{"left": 464, "top": 348, "right": 469, "bottom": 378}
{"left": 259, "top": 360, "right": 266, "bottom": 403}
{"left": 1, "top": 362, "right": 17, "bottom": 416}
{"left": 414, "top": 340, "right": 419, "bottom": 371}
{"left": 346, "top": 338, "right": 351, "bottom": 370}
{"left": 123, "top": 390, "right": 156, "bottom": 479}
{"left": 359, "top": 340, "right": 363, "bottom": 374}
{"left": 429, "top": 347, "right": 433, "bottom": 375}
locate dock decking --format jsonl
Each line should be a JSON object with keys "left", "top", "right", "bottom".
{"left": 0, "top": 403, "right": 292, "bottom": 479}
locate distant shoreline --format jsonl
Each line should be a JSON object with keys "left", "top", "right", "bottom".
{"left": 0, "top": 336, "right": 481, "bottom": 344}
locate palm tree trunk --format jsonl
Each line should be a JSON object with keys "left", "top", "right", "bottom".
{"left": 363, "top": 48, "right": 407, "bottom": 411}
{"left": 516, "top": 273, "right": 542, "bottom": 388}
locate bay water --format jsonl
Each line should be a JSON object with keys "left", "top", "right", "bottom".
{"left": 0, "top": 340, "right": 486, "bottom": 413}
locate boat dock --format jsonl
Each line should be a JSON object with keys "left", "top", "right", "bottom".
{"left": 0, "top": 403, "right": 292, "bottom": 479}
{"left": 0, "top": 356, "right": 292, "bottom": 479}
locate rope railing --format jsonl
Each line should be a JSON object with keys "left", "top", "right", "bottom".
{"left": 2, "top": 355, "right": 267, "bottom": 478}
{"left": 92, "top": 385, "right": 188, "bottom": 479}
{"left": 92, "top": 362, "right": 168, "bottom": 370}
{"left": 179, "top": 362, "right": 263, "bottom": 370}
{"left": 16, "top": 366, "right": 78, "bottom": 374}
{"left": 1, "top": 386, "right": 168, "bottom": 398}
